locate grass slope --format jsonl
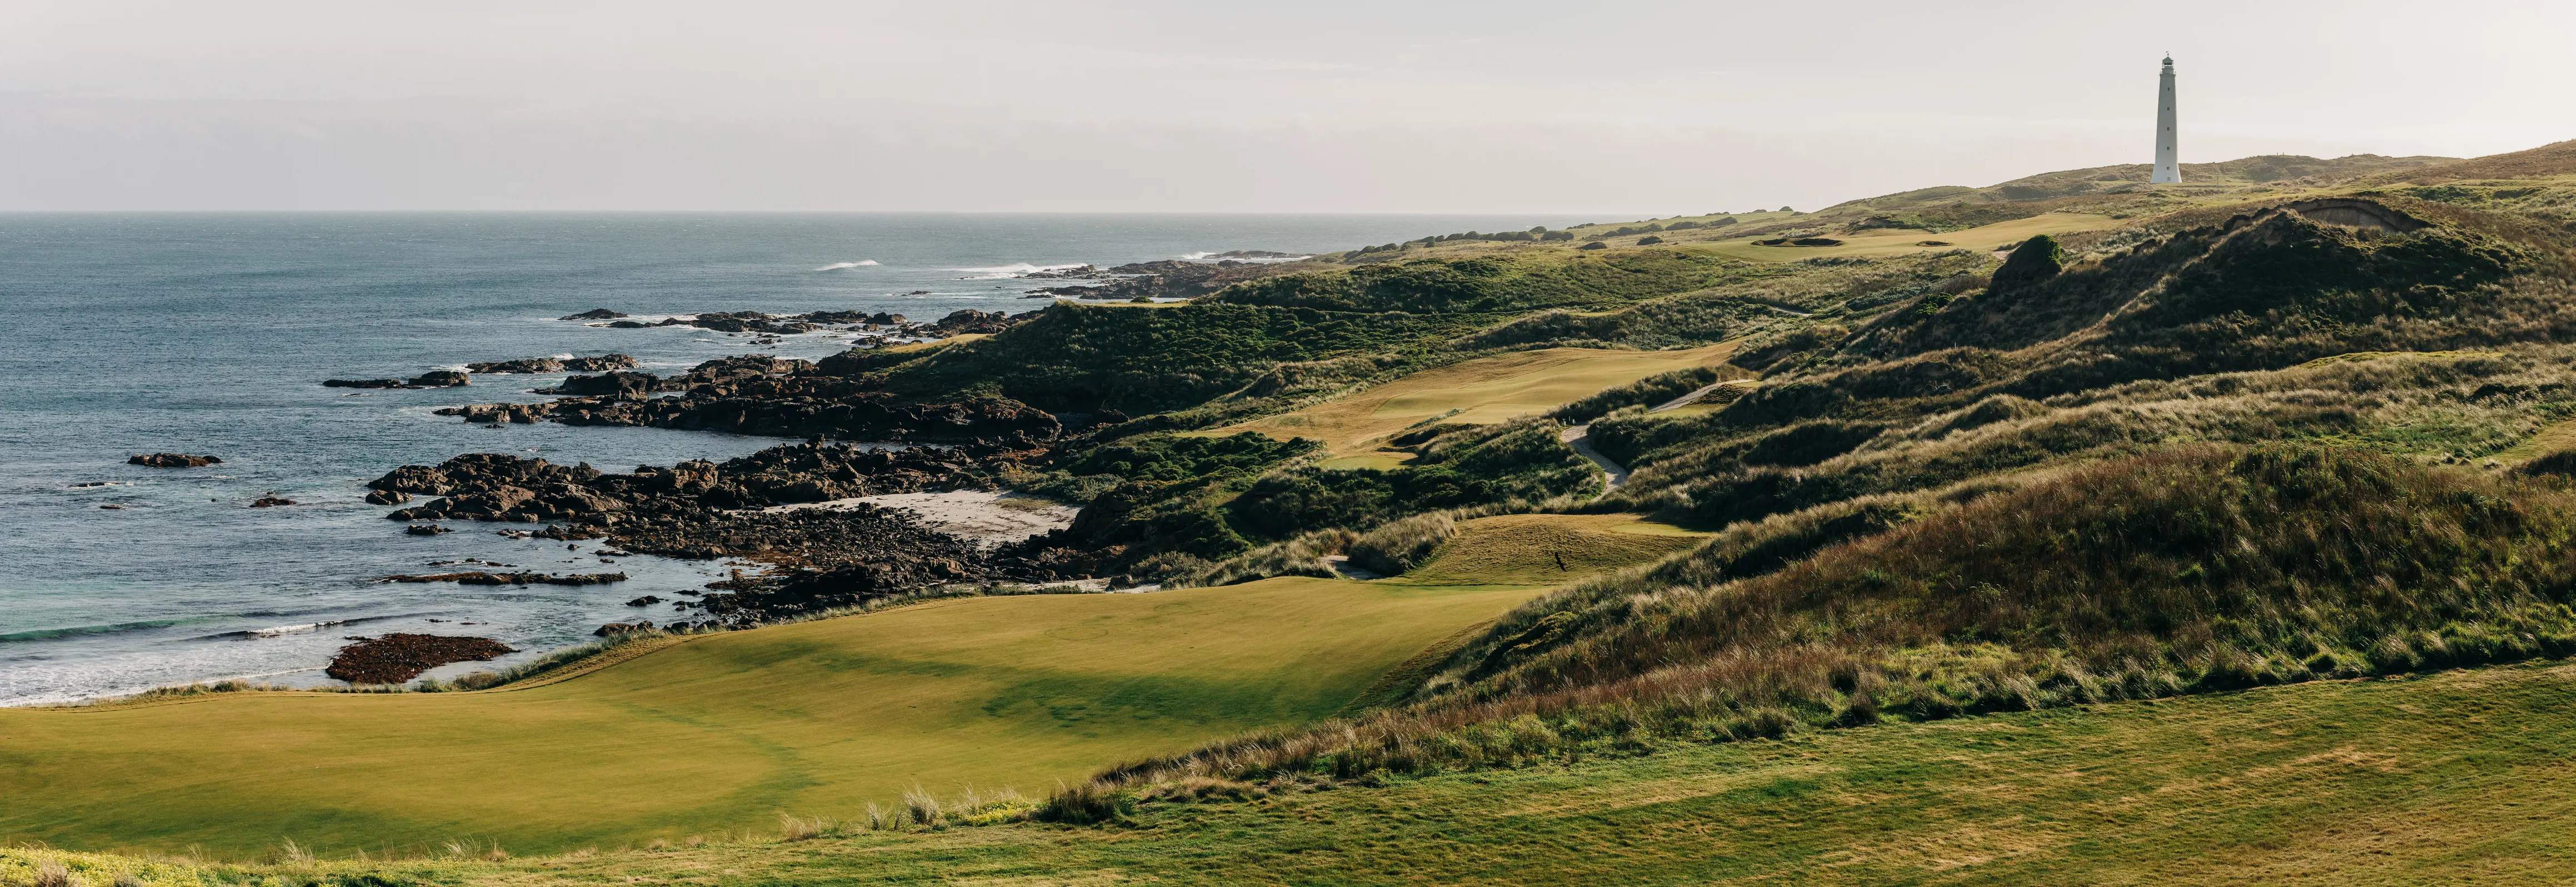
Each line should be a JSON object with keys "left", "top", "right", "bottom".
{"left": 1691, "top": 212, "right": 2126, "bottom": 261}
{"left": 1398, "top": 514, "right": 1707, "bottom": 586}
{"left": 0, "top": 579, "right": 1544, "bottom": 856}
{"left": 46, "top": 659, "right": 2576, "bottom": 885}
{"left": 1212, "top": 342, "right": 1737, "bottom": 462}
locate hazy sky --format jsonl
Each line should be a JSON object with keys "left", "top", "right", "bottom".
{"left": 3, "top": 1, "right": 2570, "bottom": 213}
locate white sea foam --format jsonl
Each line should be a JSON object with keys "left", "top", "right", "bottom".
{"left": 245, "top": 620, "right": 344, "bottom": 637}
{"left": 952, "top": 262, "right": 1087, "bottom": 280}
{"left": 815, "top": 260, "right": 880, "bottom": 271}
{"left": 1180, "top": 251, "right": 1311, "bottom": 263}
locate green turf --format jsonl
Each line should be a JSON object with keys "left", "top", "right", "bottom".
{"left": 0, "top": 579, "right": 1545, "bottom": 856}
{"left": 44, "top": 659, "right": 2576, "bottom": 885}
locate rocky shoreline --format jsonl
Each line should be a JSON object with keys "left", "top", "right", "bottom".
{"left": 363, "top": 436, "right": 1088, "bottom": 628}
{"left": 340, "top": 298, "right": 1141, "bottom": 647}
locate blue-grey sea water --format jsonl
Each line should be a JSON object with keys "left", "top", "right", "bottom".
{"left": 0, "top": 212, "right": 1563, "bottom": 705}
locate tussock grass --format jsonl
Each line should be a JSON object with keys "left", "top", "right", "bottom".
{"left": 1162, "top": 528, "right": 1356, "bottom": 588}
{"left": 1086, "top": 444, "right": 2576, "bottom": 789}
{"left": 1346, "top": 512, "right": 1456, "bottom": 576}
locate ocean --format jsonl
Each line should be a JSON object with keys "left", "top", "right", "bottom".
{"left": 0, "top": 212, "right": 1565, "bottom": 705}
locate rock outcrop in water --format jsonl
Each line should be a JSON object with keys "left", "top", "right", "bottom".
{"left": 380, "top": 571, "right": 627, "bottom": 585}
{"left": 465, "top": 354, "right": 637, "bottom": 374}
{"left": 130, "top": 454, "right": 222, "bottom": 467}
{"left": 560, "top": 308, "right": 628, "bottom": 320}
{"left": 325, "top": 634, "right": 515, "bottom": 685}
{"left": 448, "top": 353, "right": 1062, "bottom": 443}
{"left": 323, "top": 370, "right": 471, "bottom": 389}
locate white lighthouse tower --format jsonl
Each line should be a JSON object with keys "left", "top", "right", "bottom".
{"left": 2152, "top": 56, "right": 2181, "bottom": 183}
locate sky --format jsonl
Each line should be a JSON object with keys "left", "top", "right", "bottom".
{"left": 2, "top": 1, "right": 2570, "bottom": 213}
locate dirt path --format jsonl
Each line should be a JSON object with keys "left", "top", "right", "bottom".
{"left": 1558, "top": 424, "right": 1629, "bottom": 495}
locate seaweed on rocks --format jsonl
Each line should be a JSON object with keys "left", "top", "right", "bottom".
{"left": 325, "top": 634, "right": 515, "bottom": 685}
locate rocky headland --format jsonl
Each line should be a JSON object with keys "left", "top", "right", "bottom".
{"left": 1025, "top": 257, "right": 1317, "bottom": 300}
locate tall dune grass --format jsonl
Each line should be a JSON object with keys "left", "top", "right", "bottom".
{"left": 1090, "top": 444, "right": 2576, "bottom": 788}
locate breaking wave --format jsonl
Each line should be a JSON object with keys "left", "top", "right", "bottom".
{"left": 953, "top": 262, "right": 1087, "bottom": 280}
{"left": 815, "top": 260, "right": 880, "bottom": 271}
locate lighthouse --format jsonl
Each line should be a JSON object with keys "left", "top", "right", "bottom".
{"left": 2152, "top": 56, "right": 2181, "bottom": 183}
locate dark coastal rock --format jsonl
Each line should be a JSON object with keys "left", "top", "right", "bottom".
{"left": 934, "top": 309, "right": 1020, "bottom": 333}
{"left": 326, "top": 634, "right": 515, "bottom": 685}
{"left": 433, "top": 402, "right": 557, "bottom": 424}
{"left": 249, "top": 496, "right": 295, "bottom": 508}
{"left": 466, "top": 357, "right": 562, "bottom": 374}
{"left": 380, "top": 571, "right": 627, "bottom": 585}
{"left": 678, "top": 311, "right": 822, "bottom": 335}
{"left": 130, "top": 453, "right": 223, "bottom": 468}
{"left": 371, "top": 452, "right": 602, "bottom": 500}
{"left": 561, "top": 308, "right": 629, "bottom": 320}
{"left": 324, "top": 378, "right": 411, "bottom": 389}
{"left": 1031, "top": 258, "right": 1293, "bottom": 301}
{"left": 1022, "top": 264, "right": 1100, "bottom": 280}
{"left": 410, "top": 370, "right": 471, "bottom": 387}
{"left": 467, "top": 354, "right": 637, "bottom": 375}
{"left": 366, "top": 489, "right": 413, "bottom": 506}
{"left": 406, "top": 524, "right": 451, "bottom": 535}
{"left": 543, "top": 371, "right": 661, "bottom": 396}
{"left": 607, "top": 320, "right": 654, "bottom": 328}
{"left": 363, "top": 438, "right": 1053, "bottom": 624}
{"left": 595, "top": 621, "right": 654, "bottom": 636}
{"left": 625, "top": 595, "right": 664, "bottom": 607}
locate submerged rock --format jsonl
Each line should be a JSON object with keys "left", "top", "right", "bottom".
{"left": 130, "top": 453, "right": 222, "bottom": 468}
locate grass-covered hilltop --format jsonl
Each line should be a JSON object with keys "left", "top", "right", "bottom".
{"left": 12, "top": 138, "right": 2576, "bottom": 885}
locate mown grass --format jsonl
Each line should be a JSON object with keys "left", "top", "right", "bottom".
{"left": 0, "top": 578, "right": 1545, "bottom": 857}
{"left": 41, "top": 658, "right": 2576, "bottom": 885}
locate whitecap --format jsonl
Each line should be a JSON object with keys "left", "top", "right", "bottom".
{"left": 951, "top": 262, "right": 1088, "bottom": 280}
{"left": 244, "top": 620, "right": 345, "bottom": 637}
{"left": 815, "top": 260, "right": 880, "bottom": 271}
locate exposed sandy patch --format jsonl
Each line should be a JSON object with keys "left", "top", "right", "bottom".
{"left": 770, "top": 490, "right": 1078, "bottom": 548}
